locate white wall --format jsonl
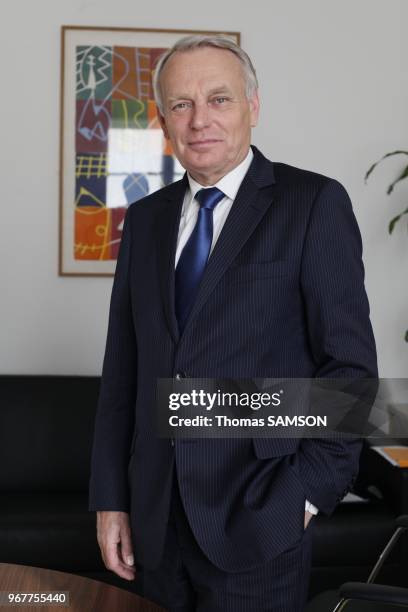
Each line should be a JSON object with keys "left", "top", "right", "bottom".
{"left": 0, "top": 0, "right": 407, "bottom": 377}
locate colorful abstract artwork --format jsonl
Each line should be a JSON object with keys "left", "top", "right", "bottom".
{"left": 74, "top": 44, "right": 181, "bottom": 263}
{"left": 60, "top": 28, "right": 240, "bottom": 275}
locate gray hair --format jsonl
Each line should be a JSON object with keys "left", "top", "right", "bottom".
{"left": 152, "top": 35, "right": 258, "bottom": 114}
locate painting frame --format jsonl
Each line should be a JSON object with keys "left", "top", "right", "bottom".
{"left": 59, "top": 25, "right": 241, "bottom": 277}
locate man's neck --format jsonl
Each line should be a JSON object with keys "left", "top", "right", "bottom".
{"left": 187, "top": 148, "right": 253, "bottom": 188}
{"left": 187, "top": 148, "right": 253, "bottom": 187}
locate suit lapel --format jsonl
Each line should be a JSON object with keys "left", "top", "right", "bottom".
{"left": 155, "top": 175, "right": 187, "bottom": 343}
{"left": 180, "top": 147, "right": 277, "bottom": 339}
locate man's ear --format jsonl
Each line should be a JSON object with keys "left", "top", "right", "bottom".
{"left": 157, "top": 108, "right": 170, "bottom": 139}
{"left": 249, "top": 89, "right": 260, "bottom": 128}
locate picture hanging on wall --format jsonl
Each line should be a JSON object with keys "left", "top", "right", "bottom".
{"left": 59, "top": 26, "right": 240, "bottom": 276}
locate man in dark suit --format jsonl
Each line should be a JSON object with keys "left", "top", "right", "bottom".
{"left": 89, "top": 36, "right": 377, "bottom": 611}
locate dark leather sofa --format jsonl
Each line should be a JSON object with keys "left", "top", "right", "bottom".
{"left": 0, "top": 375, "right": 405, "bottom": 599}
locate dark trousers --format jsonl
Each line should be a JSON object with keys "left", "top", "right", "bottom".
{"left": 139, "top": 473, "right": 314, "bottom": 612}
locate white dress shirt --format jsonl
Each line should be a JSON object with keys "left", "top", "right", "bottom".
{"left": 175, "top": 149, "right": 254, "bottom": 265}
{"left": 175, "top": 147, "right": 318, "bottom": 516}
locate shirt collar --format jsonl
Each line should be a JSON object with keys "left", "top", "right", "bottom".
{"left": 186, "top": 148, "right": 254, "bottom": 201}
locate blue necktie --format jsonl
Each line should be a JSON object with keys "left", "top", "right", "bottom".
{"left": 175, "top": 187, "right": 225, "bottom": 332}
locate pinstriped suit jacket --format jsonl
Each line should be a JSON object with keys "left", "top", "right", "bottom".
{"left": 89, "top": 146, "right": 378, "bottom": 572}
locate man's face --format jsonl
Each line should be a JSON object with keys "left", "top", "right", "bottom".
{"left": 158, "top": 46, "right": 259, "bottom": 186}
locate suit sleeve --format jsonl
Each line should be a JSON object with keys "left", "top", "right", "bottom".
{"left": 88, "top": 207, "right": 137, "bottom": 512}
{"left": 293, "top": 179, "right": 378, "bottom": 515}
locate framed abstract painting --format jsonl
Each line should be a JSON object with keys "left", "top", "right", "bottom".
{"left": 59, "top": 26, "right": 240, "bottom": 276}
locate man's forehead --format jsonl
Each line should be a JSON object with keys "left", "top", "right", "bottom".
{"left": 160, "top": 48, "right": 246, "bottom": 95}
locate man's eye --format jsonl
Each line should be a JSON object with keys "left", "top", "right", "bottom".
{"left": 172, "top": 102, "right": 191, "bottom": 111}
{"left": 213, "top": 97, "right": 228, "bottom": 104}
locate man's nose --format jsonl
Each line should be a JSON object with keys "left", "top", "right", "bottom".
{"left": 189, "top": 103, "right": 210, "bottom": 130}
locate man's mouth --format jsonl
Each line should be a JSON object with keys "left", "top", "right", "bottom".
{"left": 188, "top": 139, "right": 221, "bottom": 149}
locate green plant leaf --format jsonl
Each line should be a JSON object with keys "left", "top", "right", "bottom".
{"left": 365, "top": 150, "right": 408, "bottom": 183}
{"left": 387, "top": 165, "right": 408, "bottom": 194}
{"left": 388, "top": 206, "right": 408, "bottom": 234}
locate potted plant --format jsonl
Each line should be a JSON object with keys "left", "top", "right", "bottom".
{"left": 365, "top": 150, "right": 408, "bottom": 342}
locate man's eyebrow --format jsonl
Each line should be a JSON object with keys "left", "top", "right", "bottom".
{"left": 207, "top": 86, "right": 233, "bottom": 95}
{"left": 167, "top": 86, "right": 233, "bottom": 102}
{"left": 167, "top": 94, "right": 191, "bottom": 102}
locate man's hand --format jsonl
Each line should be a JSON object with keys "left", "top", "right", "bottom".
{"left": 304, "top": 510, "right": 313, "bottom": 530}
{"left": 96, "top": 511, "right": 136, "bottom": 581}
